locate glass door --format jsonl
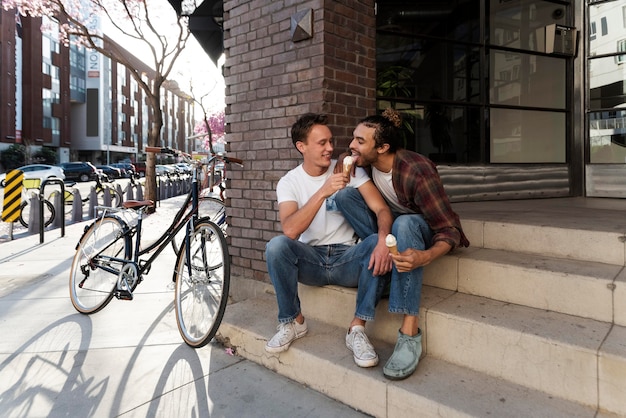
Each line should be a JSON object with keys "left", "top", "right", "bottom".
{"left": 586, "top": 0, "right": 626, "bottom": 197}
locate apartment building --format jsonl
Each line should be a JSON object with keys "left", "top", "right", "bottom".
{"left": 0, "top": 9, "right": 195, "bottom": 166}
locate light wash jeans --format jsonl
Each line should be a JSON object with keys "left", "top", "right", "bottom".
{"left": 335, "top": 187, "right": 433, "bottom": 316}
{"left": 265, "top": 234, "right": 381, "bottom": 323}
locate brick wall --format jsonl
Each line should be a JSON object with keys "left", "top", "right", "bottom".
{"left": 223, "top": 0, "right": 376, "bottom": 283}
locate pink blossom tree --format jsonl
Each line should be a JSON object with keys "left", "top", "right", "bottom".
{"left": 193, "top": 111, "right": 225, "bottom": 154}
{"left": 2, "top": 0, "right": 192, "bottom": 206}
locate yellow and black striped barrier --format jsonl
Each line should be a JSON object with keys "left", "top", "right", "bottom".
{"left": 1, "top": 170, "right": 24, "bottom": 223}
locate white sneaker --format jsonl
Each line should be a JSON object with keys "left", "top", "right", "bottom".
{"left": 345, "top": 325, "right": 379, "bottom": 367}
{"left": 265, "top": 319, "right": 308, "bottom": 353}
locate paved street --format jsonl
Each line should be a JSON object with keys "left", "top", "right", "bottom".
{"left": 0, "top": 196, "right": 368, "bottom": 417}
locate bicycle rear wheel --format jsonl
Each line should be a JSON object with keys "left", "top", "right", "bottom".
{"left": 69, "top": 216, "right": 131, "bottom": 314}
{"left": 18, "top": 199, "right": 55, "bottom": 228}
{"left": 174, "top": 219, "right": 230, "bottom": 348}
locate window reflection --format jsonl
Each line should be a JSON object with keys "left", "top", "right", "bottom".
{"left": 490, "top": 51, "right": 565, "bottom": 108}
{"left": 589, "top": 110, "right": 626, "bottom": 163}
{"left": 588, "top": 1, "right": 626, "bottom": 163}
{"left": 491, "top": 109, "right": 565, "bottom": 163}
{"left": 490, "top": 0, "right": 569, "bottom": 52}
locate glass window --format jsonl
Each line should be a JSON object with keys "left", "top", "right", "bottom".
{"left": 617, "top": 39, "right": 626, "bottom": 63}
{"left": 377, "top": 0, "right": 480, "bottom": 43}
{"left": 491, "top": 108, "right": 565, "bottom": 163}
{"left": 601, "top": 17, "right": 608, "bottom": 35}
{"left": 376, "top": 0, "right": 572, "bottom": 166}
{"left": 589, "top": 109, "right": 626, "bottom": 163}
{"left": 490, "top": 51, "right": 566, "bottom": 108}
{"left": 590, "top": 21, "right": 597, "bottom": 40}
{"left": 490, "top": 0, "right": 570, "bottom": 52}
{"left": 377, "top": 36, "right": 481, "bottom": 104}
{"left": 588, "top": 56, "right": 626, "bottom": 110}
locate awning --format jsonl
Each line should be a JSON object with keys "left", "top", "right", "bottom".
{"left": 167, "top": 0, "right": 223, "bottom": 64}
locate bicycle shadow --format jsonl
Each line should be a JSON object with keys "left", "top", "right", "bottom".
{"left": 0, "top": 315, "right": 108, "bottom": 417}
{"left": 107, "top": 299, "right": 241, "bottom": 417}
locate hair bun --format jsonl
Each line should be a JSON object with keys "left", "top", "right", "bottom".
{"left": 382, "top": 108, "right": 402, "bottom": 128}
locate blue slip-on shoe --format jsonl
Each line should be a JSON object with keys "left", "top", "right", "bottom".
{"left": 383, "top": 329, "right": 422, "bottom": 380}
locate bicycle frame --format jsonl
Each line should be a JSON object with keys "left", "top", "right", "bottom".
{"left": 87, "top": 159, "right": 204, "bottom": 286}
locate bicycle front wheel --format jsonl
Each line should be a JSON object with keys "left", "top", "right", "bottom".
{"left": 171, "top": 196, "right": 227, "bottom": 254}
{"left": 69, "top": 216, "right": 131, "bottom": 314}
{"left": 174, "top": 220, "right": 230, "bottom": 348}
{"left": 18, "top": 199, "right": 55, "bottom": 228}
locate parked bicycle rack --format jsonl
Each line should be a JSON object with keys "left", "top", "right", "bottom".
{"left": 39, "top": 178, "right": 66, "bottom": 243}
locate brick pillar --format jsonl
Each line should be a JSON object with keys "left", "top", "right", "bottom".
{"left": 223, "top": 0, "right": 376, "bottom": 283}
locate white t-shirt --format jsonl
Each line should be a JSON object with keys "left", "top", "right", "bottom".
{"left": 277, "top": 160, "right": 370, "bottom": 246}
{"left": 372, "top": 167, "right": 413, "bottom": 214}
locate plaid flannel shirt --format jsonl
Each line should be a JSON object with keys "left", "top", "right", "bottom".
{"left": 391, "top": 149, "right": 470, "bottom": 250}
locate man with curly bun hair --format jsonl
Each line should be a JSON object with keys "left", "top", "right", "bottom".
{"left": 334, "top": 108, "right": 470, "bottom": 380}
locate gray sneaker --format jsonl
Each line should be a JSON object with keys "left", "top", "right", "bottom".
{"left": 345, "top": 325, "right": 379, "bottom": 367}
{"left": 383, "top": 329, "right": 422, "bottom": 380}
{"left": 265, "top": 319, "right": 308, "bottom": 353}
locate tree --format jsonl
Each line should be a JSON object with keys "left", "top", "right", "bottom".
{"left": 193, "top": 110, "right": 225, "bottom": 153}
{"left": 3, "top": 0, "right": 192, "bottom": 207}
{"left": 0, "top": 144, "right": 26, "bottom": 171}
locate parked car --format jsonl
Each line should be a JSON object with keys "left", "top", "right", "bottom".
{"left": 134, "top": 161, "right": 146, "bottom": 177}
{"left": 0, "top": 164, "right": 65, "bottom": 187}
{"left": 174, "top": 162, "right": 193, "bottom": 174}
{"left": 155, "top": 164, "right": 180, "bottom": 177}
{"left": 96, "top": 165, "right": 122, "bottom": 179}
{"left": 59, "top": 161, "right": 98, "bottom": 182}
{"left": 110, "top": 162, "right": 136, "bottom": 178}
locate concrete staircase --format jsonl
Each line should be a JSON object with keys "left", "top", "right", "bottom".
{"left": 218, "top": 198, "right": 626, "bottom": 417}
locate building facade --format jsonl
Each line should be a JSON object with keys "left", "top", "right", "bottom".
{"left": 0, "top": 9, "right": 195, "bottom": 168}
{"left": 218, "top": 0, "right": 626, "bottom": 283}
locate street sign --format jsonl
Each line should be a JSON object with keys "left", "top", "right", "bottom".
{"left": 1, "top": 170, "right": 24, "bottom": 222}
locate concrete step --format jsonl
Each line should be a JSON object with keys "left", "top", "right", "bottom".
{"left": 217, "top": 296, "right": 603, "bottom": 418}
{"left": 427, "top": 292, "right": 626, "bottom": 413}
{"left": 462, "top": 218, "right": 626, "bottom": 266}
{"left": 454, "top": 198, "right": 626, "bottom": 266}
{"left": 424, "top": 247, "right": 625, "bottom": 325}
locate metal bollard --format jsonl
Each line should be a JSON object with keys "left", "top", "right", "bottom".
{"left": 51, "top": 191, "right": 64, "bottom": 228}
{"left": 89, "top": 187, "right": 98, "bottom": 218}
{"left": 116, "top": 184, "right": 124, "bottom": 206}
{"left": 27, "top": 193, "right": 41, "bottom": 234}
{"left": 126, "top": 183, "right": 134, "bottom": 201}
{"left": 72, "top": 189, "right": 84, "bottom": 222}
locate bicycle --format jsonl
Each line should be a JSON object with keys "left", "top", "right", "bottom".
{"left": 18, "top": 178, "right": 56, "bottom": 228}
{"left": 68, "top": 146, "right": 235, "bottom": 347}
{"left": 63, "top": 173, "right": 123, "bottom": 209}
{"left": 170, "top": 153, "right": 243, "bottom": 253}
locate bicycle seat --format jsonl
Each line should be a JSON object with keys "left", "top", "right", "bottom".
{"left": 122, "top": 200, "right": 154, "bottom": 210}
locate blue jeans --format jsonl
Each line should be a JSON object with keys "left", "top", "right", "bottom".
{"left": 335, "top": 188, "right": 433, "bottom": 316}
{"left": 265, "top": 234, "right": 381, "bottom": 323}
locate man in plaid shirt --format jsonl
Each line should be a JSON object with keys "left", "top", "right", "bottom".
{"left": 335, "top": 108, "right": 469, "bottom": 380}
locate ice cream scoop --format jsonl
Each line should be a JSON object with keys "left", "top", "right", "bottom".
{"left": 342, "top": 155, "right": 354, "bottom": 175}
{"left": 386, "top": 234, "right": 398, "bottom": 254}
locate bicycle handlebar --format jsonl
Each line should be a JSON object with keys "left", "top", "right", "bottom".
{"left": 145, "top": 146, "right": 243, "bottom": 167}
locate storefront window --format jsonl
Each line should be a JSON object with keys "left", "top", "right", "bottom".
{"left": 377, "top": 0, "right": 571, "bottom": 165}
{"left": 588, "top": 1, "right": 626, "bottom": 163}
{"left": 489, "top": 0, "right": 570, "bottom": 53}
{"left": 490, "top": 51, "right": 565, "bottom": 109}
{"left": 491, "top": 108, "right": 565, "bottom": 163}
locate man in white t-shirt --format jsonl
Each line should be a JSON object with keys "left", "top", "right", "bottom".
{"left": 264, "top": 113, "right": 393, "bottom": 369}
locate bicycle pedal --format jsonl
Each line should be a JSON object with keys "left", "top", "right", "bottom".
{"left": 115, "top": 289, "right": 134, "bottom": 300}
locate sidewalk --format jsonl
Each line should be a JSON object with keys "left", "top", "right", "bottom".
{"left": 0, "top": 196, "right": 367, "bottom": 417}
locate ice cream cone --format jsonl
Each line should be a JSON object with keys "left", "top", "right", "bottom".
{"left": 386, "top": 234, "right": 399, "bottom": 255}
{"left": 343, "top": 155, "right": 354, "bottom": 176}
